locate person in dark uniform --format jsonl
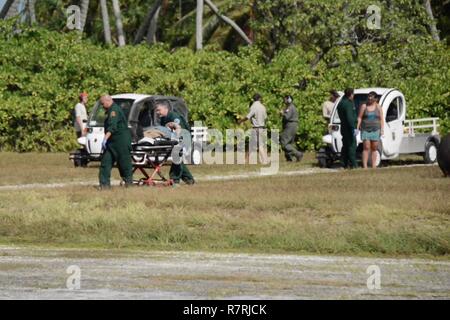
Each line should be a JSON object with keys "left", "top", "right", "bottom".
{"left": 337, "top": 88, "right": 358, "bottom": 169}
{"left": 280, "top": 95, "right": 303, "bottom": 162}
{"left": 155, "top": 101, "right": 195, "bottom": 185}
{"left": 98, "top": 95, "right": 133, "bottom": 189}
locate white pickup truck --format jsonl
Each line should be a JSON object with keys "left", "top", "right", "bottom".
{"left": 317, "top": 88, "right": 441, "bottom": 168}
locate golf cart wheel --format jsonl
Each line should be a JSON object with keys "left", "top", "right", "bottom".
{"left": 318, "top": 157, "right": 333, "bottom": 168}
{"left": 73, "top": 158, "right": 82, "bottom": 168}
{"left": 368, "top": 148, "right": 382, "bottom": 168}
{"left": 80, "top": 158, "right": 88, "bottom": 167}
{"left": 191, "top": 143, "right": 202, "bottom": 165}
{"left": 317, "top": 147, "right": 334, "bottom": 168}
{"left": 424, "top": 140, "right": 438, "bottom": 164}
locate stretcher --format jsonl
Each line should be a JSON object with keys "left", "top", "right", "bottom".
{"left": 131, "top": 137, "right": 182, "bottom": 186}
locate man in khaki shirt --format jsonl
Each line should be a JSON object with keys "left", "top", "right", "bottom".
{"left": 239, "top": 93, "right": 269, "bottom": 164}
{"left": 322, "top": 90, "right": 340, "bottom": 120}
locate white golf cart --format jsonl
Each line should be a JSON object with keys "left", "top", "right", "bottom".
{"left": 70, "top": 94, "right": 206, "bottom": 167}
{"left": 317, "top": 88, "right": 440, "bottom": 168}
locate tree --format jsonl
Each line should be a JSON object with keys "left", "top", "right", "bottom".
{"left": 251, "top": 0, "right": 442, "bottom": 63}
{"left": 204, "top": 0, "right": 252, "bottom": 46}
{"left": 0, "top": 0, "right": 16, "bottom": 19}
{"left": 146, "top": 5, "right": 161, "bottom": 44}
{"left": 133, "top": 0, "right": 163, "bottom": 45}
{"left": 28, "top": 0, "right": 36, "bottom": 24}
{"left": 196, "top": 0, "right": 203, "bottom": 50}
{"left": 174, "top": 0, "right": 253, "bottom": 50}
{"left": 80, "top": 0, "right": 89, "bottom": 32}
{"left": 112, "top": 0, "right": 125, "bottom": 46}
{"left": 100, "top": 0, "right": 112, "bottom": 44}
{"left": 424, "top": 0, "right": 440, "bottom": 41}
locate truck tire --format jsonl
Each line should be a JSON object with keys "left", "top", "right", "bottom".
{"left": 424, "top": 140, "right": 438, "bottom": 164}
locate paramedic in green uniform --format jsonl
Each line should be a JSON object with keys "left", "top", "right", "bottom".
{"left": 98, "top": 95, "right": 133, "bottom": 188}
{"left": 155, "top": 101, "right": 195, "bottom": 185}
{"left": 337, "top": 88, "right": 358, "bottom": 169}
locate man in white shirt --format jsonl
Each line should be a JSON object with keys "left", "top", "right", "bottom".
{"left": 322, "top": 90, "right": 340, "bottom": 120}
{"left": 74, "top": 92, "right": 88, "bottom": 138}
{"left": 239, "top": 93, "right": 269, "bottom": 164}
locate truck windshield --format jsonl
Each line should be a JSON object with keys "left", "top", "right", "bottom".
{"left": 89, "top": 99, "right": 134, "bottom": 127}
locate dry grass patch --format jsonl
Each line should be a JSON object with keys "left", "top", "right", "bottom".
{"left": 0, "top": 158, "right": 448, "bottom": 257}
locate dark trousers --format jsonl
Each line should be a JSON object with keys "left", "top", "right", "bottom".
{"left": 170, "top": 163, "right": 194, "bottom": 183}
{"left": 341, "top": 128, "right": 357, "bottom": 168}
{"left": 99, "top": 142, "right": 133, "bottom": 186}
{"left": 280, "top": 122, "right": 300, "bottom": 160}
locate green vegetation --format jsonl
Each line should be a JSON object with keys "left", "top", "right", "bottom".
{"left": 0, "top": 19, "right": 448, "bottom": 152}
{"left": 0, "top": 153, "right": 448, "bottom": 258}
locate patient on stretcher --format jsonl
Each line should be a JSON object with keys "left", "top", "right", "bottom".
{"left": 143, "top": 126, "right": 175, "bottom": 139}
{"left": 138, "top": 126, "right": 177, "bottom": 145}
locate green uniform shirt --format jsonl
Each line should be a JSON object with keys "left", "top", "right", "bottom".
{"left": 337, "top": 97, "right": 357, "bottom": 131}
{"left": 160, "top": 111, "right": 190, "bottom": 131}
{"left": 104, "top": 103, "right": 131, "bottom": 143}
{"left": 282, "top": 103, "right": 299, "bottom": 127}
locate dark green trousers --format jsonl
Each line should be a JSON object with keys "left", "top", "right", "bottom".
{"left": 169, "top": 163, "right": 194, "bottom": 183}
{"left": 280, "top": 122, "right": 300, "bottom": 161}
{"left": 341, "top": 128, "right": 357, "bottom": 168}
{"left": 99, "top": 141, "right": 133, "bottom": 186}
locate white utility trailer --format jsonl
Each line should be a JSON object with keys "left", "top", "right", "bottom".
{"left": 317, "top": 88, "right": 440, "bottom": 168}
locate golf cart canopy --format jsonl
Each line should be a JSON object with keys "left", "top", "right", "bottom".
{"left": 88, "top": 94, "right": 189, "bottom": 141}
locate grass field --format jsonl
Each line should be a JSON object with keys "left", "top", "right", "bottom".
{"left": 0, "top": 153, "right": 448, "bottom": 258}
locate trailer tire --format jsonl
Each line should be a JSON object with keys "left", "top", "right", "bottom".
{"left": 424, "top": 140, "right": 438, "bottom": 164}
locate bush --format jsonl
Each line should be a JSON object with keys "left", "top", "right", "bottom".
{"left": 0, "top": 21, "right": 449, "bottom": 152}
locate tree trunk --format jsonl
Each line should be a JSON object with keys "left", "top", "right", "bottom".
{"left": 204, "top": 0, "right": 252, "bottom": 45}
{"left": 423, "top": 0, "right": 440, "bottom": 41}
{"left": 146, "top": 5, "right": 161, "bottom": 44}
{"left": 80, "top": 0, "right": 89, "bottom": 32}
{"left": 134, "top": 0, "right": 163, "bottom": 45}
{"left": 0, "top": 0, "right": 16, "bottom": 19}
{"left": 100, "top": 0, "right": 112, "bottom": 45}
{"left": 28, "top": 0, "right": 36, "bottom": 24}
{"left": 196, "top": 0, "right": 204, "bottom": 50}
{"left": 112, "top": 0, "right": 126, "bottom": 46}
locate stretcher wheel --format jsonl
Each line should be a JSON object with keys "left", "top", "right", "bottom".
{"left": 167, "top": 179, "right": 174, "bottom": 186}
